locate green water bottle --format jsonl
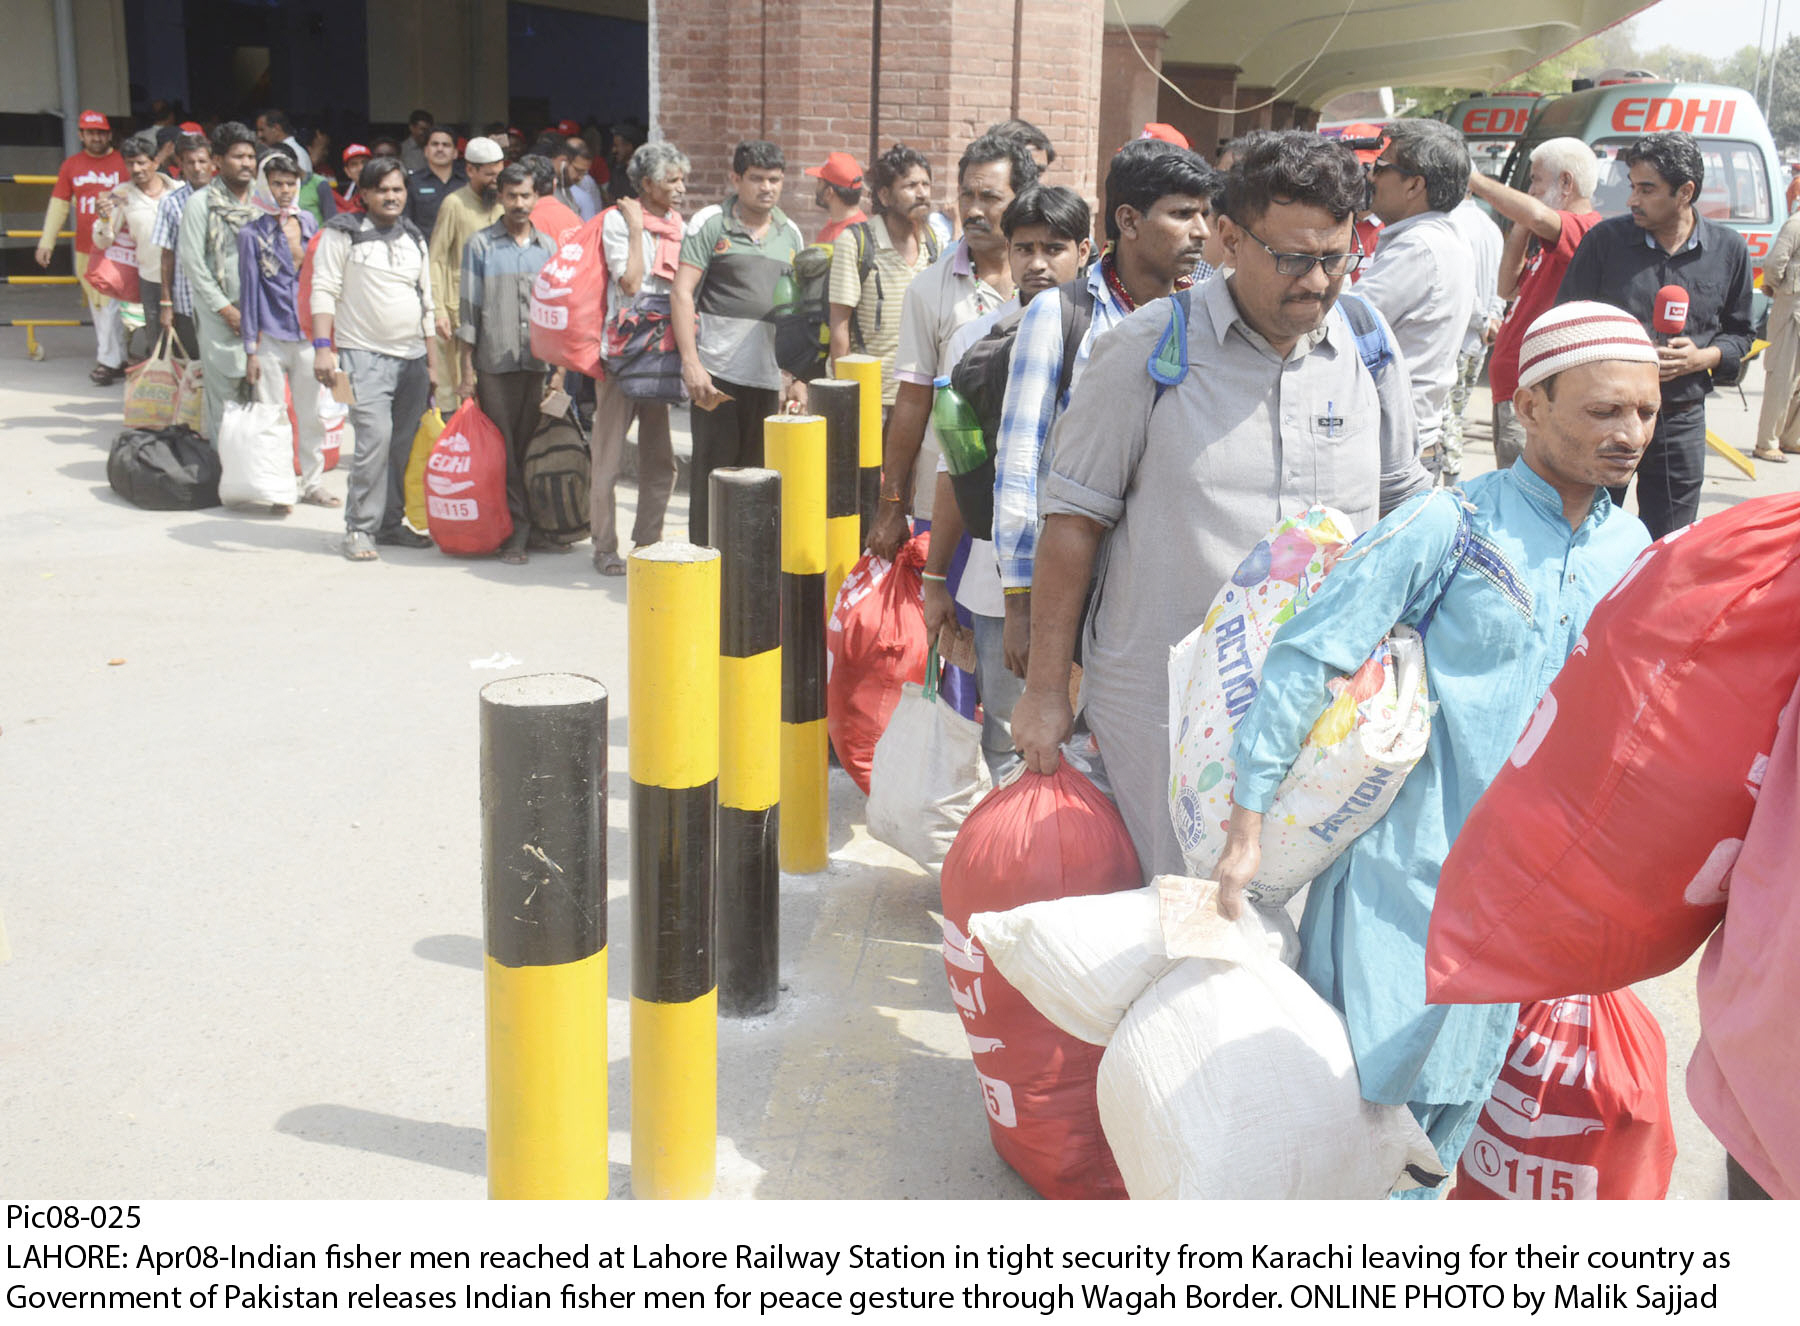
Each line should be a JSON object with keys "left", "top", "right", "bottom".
{"left": 932, "top": 375, "right": 987, "bottom": 476}
{"left": 771, "top": 268, "right": 799, "bottom": 317}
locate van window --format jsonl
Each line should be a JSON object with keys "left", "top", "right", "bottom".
{"left": 1590, "top": 138, "right": 1772, "bottom": 224}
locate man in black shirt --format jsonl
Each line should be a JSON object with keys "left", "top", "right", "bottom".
{"left": 1558, "top": 131, "right": 1753, "bottom": 538}
{"left": 405, "top": 127, "right": 466, "bottom": 237}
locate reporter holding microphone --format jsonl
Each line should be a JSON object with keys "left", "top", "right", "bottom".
{"left": 1557, "top": 131, "right": 1753, "bottom": 538}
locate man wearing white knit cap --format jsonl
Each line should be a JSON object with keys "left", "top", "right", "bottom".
{"left": 1214, "top": 300, "right": 1657, "bottom": 1191}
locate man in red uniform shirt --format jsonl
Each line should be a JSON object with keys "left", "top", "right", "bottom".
{"left": 1468, "top": 136, "right": 1603, "bottom": 467}
{"left": 36, "top": 110, "right": 127, "bottom": 384}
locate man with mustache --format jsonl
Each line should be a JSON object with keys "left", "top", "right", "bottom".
{"left": 1557, "top": 131, "right": 1754, "bottom": 539}
{"left": 1012, "top": 131, "right": 1429, "bottom": 879}
{"left": 826, "top": 144, "right": 939, "bottom": 413}
{"left": 1356, "top": 119, "right": 1478, "bottom": 482}
{"left": 1214, "top": 302, "right": 1659, "bottom": 1186}
{"left": 1468, "top": 137, "right": 1603, "bottom": 469}
{"left": 428, "top": 136, "right": 504, "bottom": 411}
{"left": 867, "top": 132, "right": 1038, "bottom": 559}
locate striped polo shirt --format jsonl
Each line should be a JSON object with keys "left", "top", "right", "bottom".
{"left": 679, "top": 197, "right": 804, "bottom": 390}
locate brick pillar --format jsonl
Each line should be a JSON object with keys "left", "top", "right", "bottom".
{"left": 1235, "top": 85, "right": 1275, "bottom": 133}
{"left": 1158, "top": 62, "right": 1238, "bottom": 164}
{"left": 1099, "top": 24, "right": 1164, "bottom": 229}
{"left": 655, "top": 1, "right": 1103, "bottom": 237}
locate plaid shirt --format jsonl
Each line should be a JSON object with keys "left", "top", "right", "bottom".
{"left": 151, "top": 183, "right": 195, "bottom": 314}
{"left": 990, "top": 258, "right": 1137, "bottom": 590}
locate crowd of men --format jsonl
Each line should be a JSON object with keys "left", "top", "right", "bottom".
{"left": 37, "top": 100, "right": 1772, "bottom": 1193}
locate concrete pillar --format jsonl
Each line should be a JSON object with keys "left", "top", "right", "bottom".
{"left": 1293, "top": 106, "right": 1321, "bottom": 132}
{"left": 1158, "top": 62, "right": 1238, "bottom": 164}
{"left": 1234, "top": 85, "right": 1275, "bottom": 133}
{"left": 1099, "top": 23, "right": 1164, "bottom": 228}
{"left": 1271, "top": 100, "right": 1298, "bottom": 131}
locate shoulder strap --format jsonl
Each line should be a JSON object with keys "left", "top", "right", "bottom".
{"left": 1401, "top": 492, "right": 1474, "bottom": 639}
{"left": 853, "top": 221, "right": 875, "bottom": 286}
{"left": 1148, "top": 288, "right": 1192, "bottom": 405}
{"left": 1054, "top": 278, "right": 1096, "bottom": 405}
{"left": 1335, "top": 290, "right": 1394, "bottom": 373}
{"left": 923, "top": 225, "right": 941, "bottom": 264}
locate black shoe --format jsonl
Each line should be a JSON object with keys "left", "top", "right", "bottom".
{"left": 375, "top": 526, "right": 433, "bottom": 549}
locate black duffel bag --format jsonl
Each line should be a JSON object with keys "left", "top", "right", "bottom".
{"left": 107, "top": 425, "right": 221, "bottom": 510}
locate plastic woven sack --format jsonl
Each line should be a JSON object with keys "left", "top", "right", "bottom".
{"left": 217, "top": 400, "right": 299, "bottom": 507}
{"left": 825, "top": 538, "right": 929, "bottom": 794}
{"left": 426, "top": 399, "right": 513, "bottom": 556}
{"left": 87, "top": 235, "right": 140, "bottom": 303}
{"left": 529, "top": 210, "right": 612, "bottom": 378}
{"left": 171, "top": 353, "right": 204, "bottom": 435}
{"left": 866, "top": 649, "right": 992, "bottom": 874}
{"left": 1452, "top": 992, "right": 1675, "bottom": 1200}
{"left": 1428, "top": 494, "right": 1800, "bottom": 1004}
{"left": 938, "top": 760, "right": 1142, "bottom": 1199}
{"left": 123, "top": 331, "right": 180, "bottom": 430}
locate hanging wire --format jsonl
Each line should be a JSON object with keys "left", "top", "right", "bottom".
{"left": 1108, "top": 0, "right": 1360, "bottom": 115}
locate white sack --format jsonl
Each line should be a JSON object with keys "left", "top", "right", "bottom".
{"left": 217, "top": 400, "right": 298, "bottom": 507}
{"left": 866, "top": 679, "right": 992, "bottom": 875}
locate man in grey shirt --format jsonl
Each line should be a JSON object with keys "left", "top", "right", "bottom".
{"left": 1356, "top": 119, "right": 1476, "bottom": 480}
{"left": 1012, "top": 131, "right": 1430, "bottom": 879}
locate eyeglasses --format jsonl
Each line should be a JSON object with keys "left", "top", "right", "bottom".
{"left": 1237, "top": 223, "right": 1365, "bottom": 279}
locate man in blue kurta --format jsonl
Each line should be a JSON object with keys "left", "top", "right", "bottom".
{"left": 1214, "top": 301, "right": 1662, "bottom": 1186}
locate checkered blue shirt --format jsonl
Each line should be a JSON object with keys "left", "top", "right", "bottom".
{"left": 151, "top": 183, "right": 194, "bottom": 315}
{"left": 991, "top": 259, "right": 1137, "bottom": 590}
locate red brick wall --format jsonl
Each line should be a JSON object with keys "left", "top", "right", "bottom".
{"left": 654, "top": 1, "right": 1102, "bottom": 238}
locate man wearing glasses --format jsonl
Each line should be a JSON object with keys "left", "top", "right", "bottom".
{"left": 1012, "top": 131, "right": 1430, "bottom": 880}
{"left": 1356, "top": 119, "right": 1478, "bottom": 482}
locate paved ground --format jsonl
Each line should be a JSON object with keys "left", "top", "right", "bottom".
{"left": 2, "top": 314, "right": 1793, "bottom": 1201}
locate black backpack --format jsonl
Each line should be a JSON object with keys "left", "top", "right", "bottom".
{"left": 107, "top": 426, "right": 221, "bottom": 510}
{"left": 772, "top": 221, "right": 941, "bottom": 379}
{"left": 522, "top": 409, "right": 591, "bottom": 545}
{"left": 945, "top": 278, "right": 1095, "bottom": 539}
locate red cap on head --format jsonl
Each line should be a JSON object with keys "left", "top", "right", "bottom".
{"left": 1340, "top": 123, "right": 1389, "bottom": 165}
{"left": 555, "top": 119, "right": 581, "bottom": 137}
{"left": 179, "top": 121, "right": 204, "bottom": 135}
{"left": 1653, "top": 285, "right": 1689, "bottom": 337}
{"left": 1138, "top": 122, "right": 1189, "bottom": 149}
{"left": 805, "top": 151, "right": 864, "bottom": 189}
{"left": 78, "top": 109, "right": 111, "bottom": 131}
{"left": 342, "top": 143, "right": 371, "bottom": 163}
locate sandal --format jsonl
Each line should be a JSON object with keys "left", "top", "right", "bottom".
{"left": 498, "top": 547, "right": 530, "bottom": 565}
{"left": 299, "top": 487, "right": 343, "bottom": 507}
{"left": 596, "top": 553, "right": 626, "bottom": 577}
{"left": 341, "top": 532, "right": 379, "bottom": 562}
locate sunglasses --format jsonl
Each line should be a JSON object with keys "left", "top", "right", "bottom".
{"left": 1237, "top": 223, "right": 1365, "bottom": 279}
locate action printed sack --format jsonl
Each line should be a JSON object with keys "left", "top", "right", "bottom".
{"left": 1096, "top": 879, "right": 1445, "bottom": 1199}
{"left": 825, "top": 538, "right": 930, "bottom": 795}
{"left": 1428, "top": 494, "right": 1800, "bottom": 1004}
{"left": 866, "top": 649, "right": 992, "bottom": 875}
{"left": 425, "top": 399, "right": 513, "bottom": 556}
{"left": 87, "top": 234, "right": 140, "bottom": 304}
{"left": 1452, "top": 992, "right": 1676, "bottom": 1200}
{"left": 938, "top": 760, "right": 1142, "bottom": 1199}
{"left": 521, "top": 411, "right": 591, "bottom": 545}
{"left": 405, "top": 408, "right": 444, "bottom": 532}
{"left": 217, "top": 400, "right": 300, "bottom": 507}
{"left": 171, "top": 354, "right": 205, "bottom": 435}
{"left": 601, "top": 292, "right": 684, "bottom": 403}
{"left": 529, "top": 209, "right": 612, "bottom": 379}
{"left": 122, "top": 331, "right": 180, "bottom": 430}
{"left": 107, "top": 426, "right": 220, "bottom": 511}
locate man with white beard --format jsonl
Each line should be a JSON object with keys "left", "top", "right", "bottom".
{"left": 1468, "top": 137, "right": 1602, "bottom": 467}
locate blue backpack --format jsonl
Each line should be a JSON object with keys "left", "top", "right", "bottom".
{"left": 1147, "top": 287, "right": 1394, "bottom": 402}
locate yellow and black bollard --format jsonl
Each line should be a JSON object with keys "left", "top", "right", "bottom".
{"left": 708, "top": 469, "right": 783, "bottom": 1017}
{"left": 809, "top": 377, "right": 862, "bottom": 618}
{"left": 834, "top": 353, "right": 883, "bottom": 546}
{"left": 764, "top": 415, "right": 830, "bottom": 874}
{"left": 480, "top": 673, "right": 610, "bottom": 1200}
{"left": 628, "top": 543, "right": 721, "bottom": 1198}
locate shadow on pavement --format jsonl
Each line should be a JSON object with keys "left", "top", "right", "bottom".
{"left": 274, "top": 1104, "right": 485, "bottom": 1177}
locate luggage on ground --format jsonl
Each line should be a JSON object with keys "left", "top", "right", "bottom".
{"left": 866, "top": 646, "right": 992, "bottom": 874}
{"left": 405, "top": 407, "right": 443, "bottom": 532}
{"left": 107, "top": 426, "right": 220, "bottom": 510}
{"left": 521, "top": 408, "right": 591, "bottom": 545}
{"left": 425, "top": 399, "right": 513, "bottom": 556}
{"left": 826, "top": 538, "right": 930, "bottom": 794}
{"left": 123, "top": 331, "right": 181, "bottom": 430}
{"left": 217, "top": 400, "right": 299, "bottom": 507}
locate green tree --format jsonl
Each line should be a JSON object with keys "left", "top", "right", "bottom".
{"left": 1767, "top": 34, "right": 1800, "bottom": 149}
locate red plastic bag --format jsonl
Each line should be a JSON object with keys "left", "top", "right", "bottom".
{"left": 938, "top": 760, "right": 1142, "bottom": 1199}
{"left": 283, "top": 380, "right": 342, "bottom": 476}
{"left": 1428, "top": 494, "right": 1800, "bottom": 1004}
{"left": 1452, "top": 992, "right": 1675, "bottom": 1200}
{"left": 826, "top": 538, "right": 929, "bottom": 794}
{"left": 87, "top": 238, "right": 140, "bottom": 304}
{"left": 296, "top": 230, "right": 325, "bottom": 344}
{"left": 425, "top": 399, "right": 513, "bottom": 556}
{"left": 529, "top": 208, "right": 614, "bottom": 379}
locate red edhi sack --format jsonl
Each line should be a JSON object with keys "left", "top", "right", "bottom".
{"left": 826, "top": 537, "right": 929, "bottom": 794}
{"left": 1452, "top": 991, "right": 1675, "bottom": 1200}
{"left": 938, "top": 760, "right": 1141, "bottom": 1199}
{"left": 529, "top": 208, "right": 613, "bottom": 379}
{"left": 425, "top": 399, "right": 512, "bottom": 556}
{"left": 1428, "top": 494, "right": 1800, "bottom": 1004}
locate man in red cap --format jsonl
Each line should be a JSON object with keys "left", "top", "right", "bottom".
{"left": 1138, "top": 122, "right": 1189, "bottom": 149}
{"left": 806, "top": 151, "right": 867, "bottom": 244}
{"left": 37, "top": 110, "right": 128, "bottom": 384}
{"left": 1339, "top": 122, "right": 1388, "bottom": 278}
{"left": 335, "top": 144, "right": 370, "bottom": 213}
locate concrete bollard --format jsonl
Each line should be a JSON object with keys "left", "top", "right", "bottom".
{"left": 833, "top": 353, "right": 883, "bottom": 547}
{"left": 809, "top": 376, "right": 862, "bottom": 620}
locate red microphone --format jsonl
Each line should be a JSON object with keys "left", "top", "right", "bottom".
{"left": 1652, "top": 284, "right": 1689, "bottom": 345}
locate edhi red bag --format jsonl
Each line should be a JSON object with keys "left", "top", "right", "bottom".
{"left": 825, "top": 537, "right": 930, "bottom": 795}
{"left": 425, "top": 399, "right": 512, "bottom": 556}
